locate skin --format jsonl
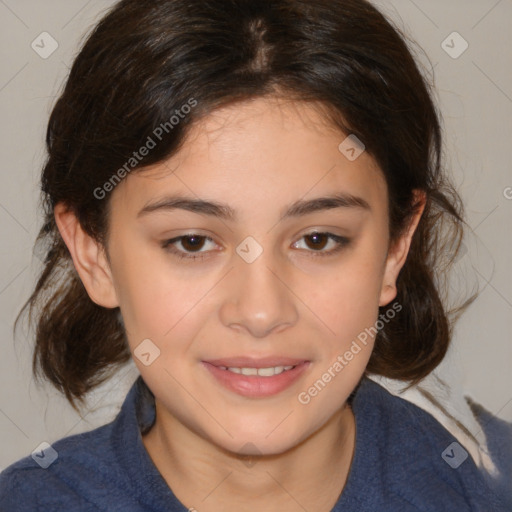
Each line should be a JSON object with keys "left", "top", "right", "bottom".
{"left": 55, "top": 96, "right": 425, "bottom": 512}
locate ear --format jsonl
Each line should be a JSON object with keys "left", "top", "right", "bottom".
{"left": 379, "top": 190, "right": 426, "bottom": 307}
{"left": 54, "top": 202, "right": 119, "bottom": 308}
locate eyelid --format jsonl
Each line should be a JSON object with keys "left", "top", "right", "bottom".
{"left": 291, "top": 232, "right": 350, "bottom": 257}
{"left": 161, "top": 230, "right": 351, "bottom": 261}
{"left": 161, "top": 234, "right": 218, "bottom": 260}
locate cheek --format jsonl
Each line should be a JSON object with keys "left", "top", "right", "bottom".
{"left": 120, "top": 276, "right": 201, "bottom": 347}
{"left": 295, "top": 268, "right": 382, "bottom": 417}
{"left": 109, "top": 232, "right": 209, "bottom": 337}
{"left": 313, "top": 257, "right": 384, "bottom": 333}
{"left": 301, "top": 248, "right": 387, "bottom": 378}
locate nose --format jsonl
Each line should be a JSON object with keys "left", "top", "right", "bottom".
{"left": 219, "top": 250, "right": 299, "bottom": 338}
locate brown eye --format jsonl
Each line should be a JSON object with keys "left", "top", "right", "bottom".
{"left": 293, "top": 231, "right": 350, "bottom": 257}
{"left": 180, "top": 235, "right": 207, "bottom": 252}
{"left": 161, "top": 234, "right": 217, "bottom": 261}
{"left": 303, "top": 232, "right": 330, "bottom": 251}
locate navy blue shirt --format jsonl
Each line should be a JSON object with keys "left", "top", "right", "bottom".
{"left": 0, "top": 376, "right": 509, "bottom": 511}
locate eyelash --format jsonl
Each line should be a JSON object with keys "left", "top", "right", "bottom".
{"left": 161, "top": 232, "right": 351, "bottom": 261}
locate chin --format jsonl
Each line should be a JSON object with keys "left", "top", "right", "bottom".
{"left": 206, "top": 424, "right": 309, "bottom": 459}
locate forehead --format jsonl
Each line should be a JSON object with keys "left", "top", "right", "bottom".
{"left": 111, "top": 97, "right": 387, "bottom": 218}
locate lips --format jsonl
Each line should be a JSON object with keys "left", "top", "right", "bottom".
{"left": 201, "top": 358, "right": 311, "bottom": 398}
{"left": 204, "top": 356, "right": 308, "bottom": 368}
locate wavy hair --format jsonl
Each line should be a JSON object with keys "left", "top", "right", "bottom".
{"left": 15, "top": 0, "right": 474, "bottom": 408}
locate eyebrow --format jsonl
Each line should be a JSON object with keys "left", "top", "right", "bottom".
{"left": 137, "top": 192, "right": 371, "bottom": 221}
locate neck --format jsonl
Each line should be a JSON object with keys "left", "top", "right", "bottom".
{"left": 142, "top": 401, "right": 356, "bottom": 512}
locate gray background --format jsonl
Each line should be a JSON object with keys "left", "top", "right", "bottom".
{"left": 0, "top": 0, "right": 511, "bottom": 469}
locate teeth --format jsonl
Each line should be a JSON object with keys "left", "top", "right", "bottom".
{"left": 221, "top": 365, "right": 295, "bottom": 376}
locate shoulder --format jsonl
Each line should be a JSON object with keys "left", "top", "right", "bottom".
{"left": 349, "top": 377, "right": 508, "bottom": 511}
{"left": 467, "top": 396, "right": 512, "bottom": 509}
{"left": 0, "top": 423, "right": 117, "bottom": 511}
{"left": 0, "top": 377, "right": 161, "bottom": 512}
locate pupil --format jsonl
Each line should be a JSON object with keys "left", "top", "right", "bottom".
{"left": 308, "top": 232, "right": 326, "bottom": 250}
{"left": 183, "top": 236, "right": 203, "bottom": 251}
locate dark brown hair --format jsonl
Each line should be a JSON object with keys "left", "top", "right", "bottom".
{"left": 15, "top": 0, "right": 474, "bottom": 408}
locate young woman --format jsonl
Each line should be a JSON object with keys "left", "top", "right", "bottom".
{"left": 0, "top": 0, "right": 509, "bottom": 510}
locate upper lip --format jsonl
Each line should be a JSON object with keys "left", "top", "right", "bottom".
{"left": 203, "top": 357, "right": 308, "bottom": 368}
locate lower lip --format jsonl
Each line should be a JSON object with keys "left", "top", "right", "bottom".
{"left": 202, "top": 361, "right": 311, "bottom": 398}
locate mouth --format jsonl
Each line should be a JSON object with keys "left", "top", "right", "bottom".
{"left": 201, "top": 357, "right": 311, "bottom": 398}
{"left": 216, "top": 364, "right": 297, "bottom": 376}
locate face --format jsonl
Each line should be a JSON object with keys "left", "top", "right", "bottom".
{"left": 67, "top": 96, "right": 417, "bottom": 456}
